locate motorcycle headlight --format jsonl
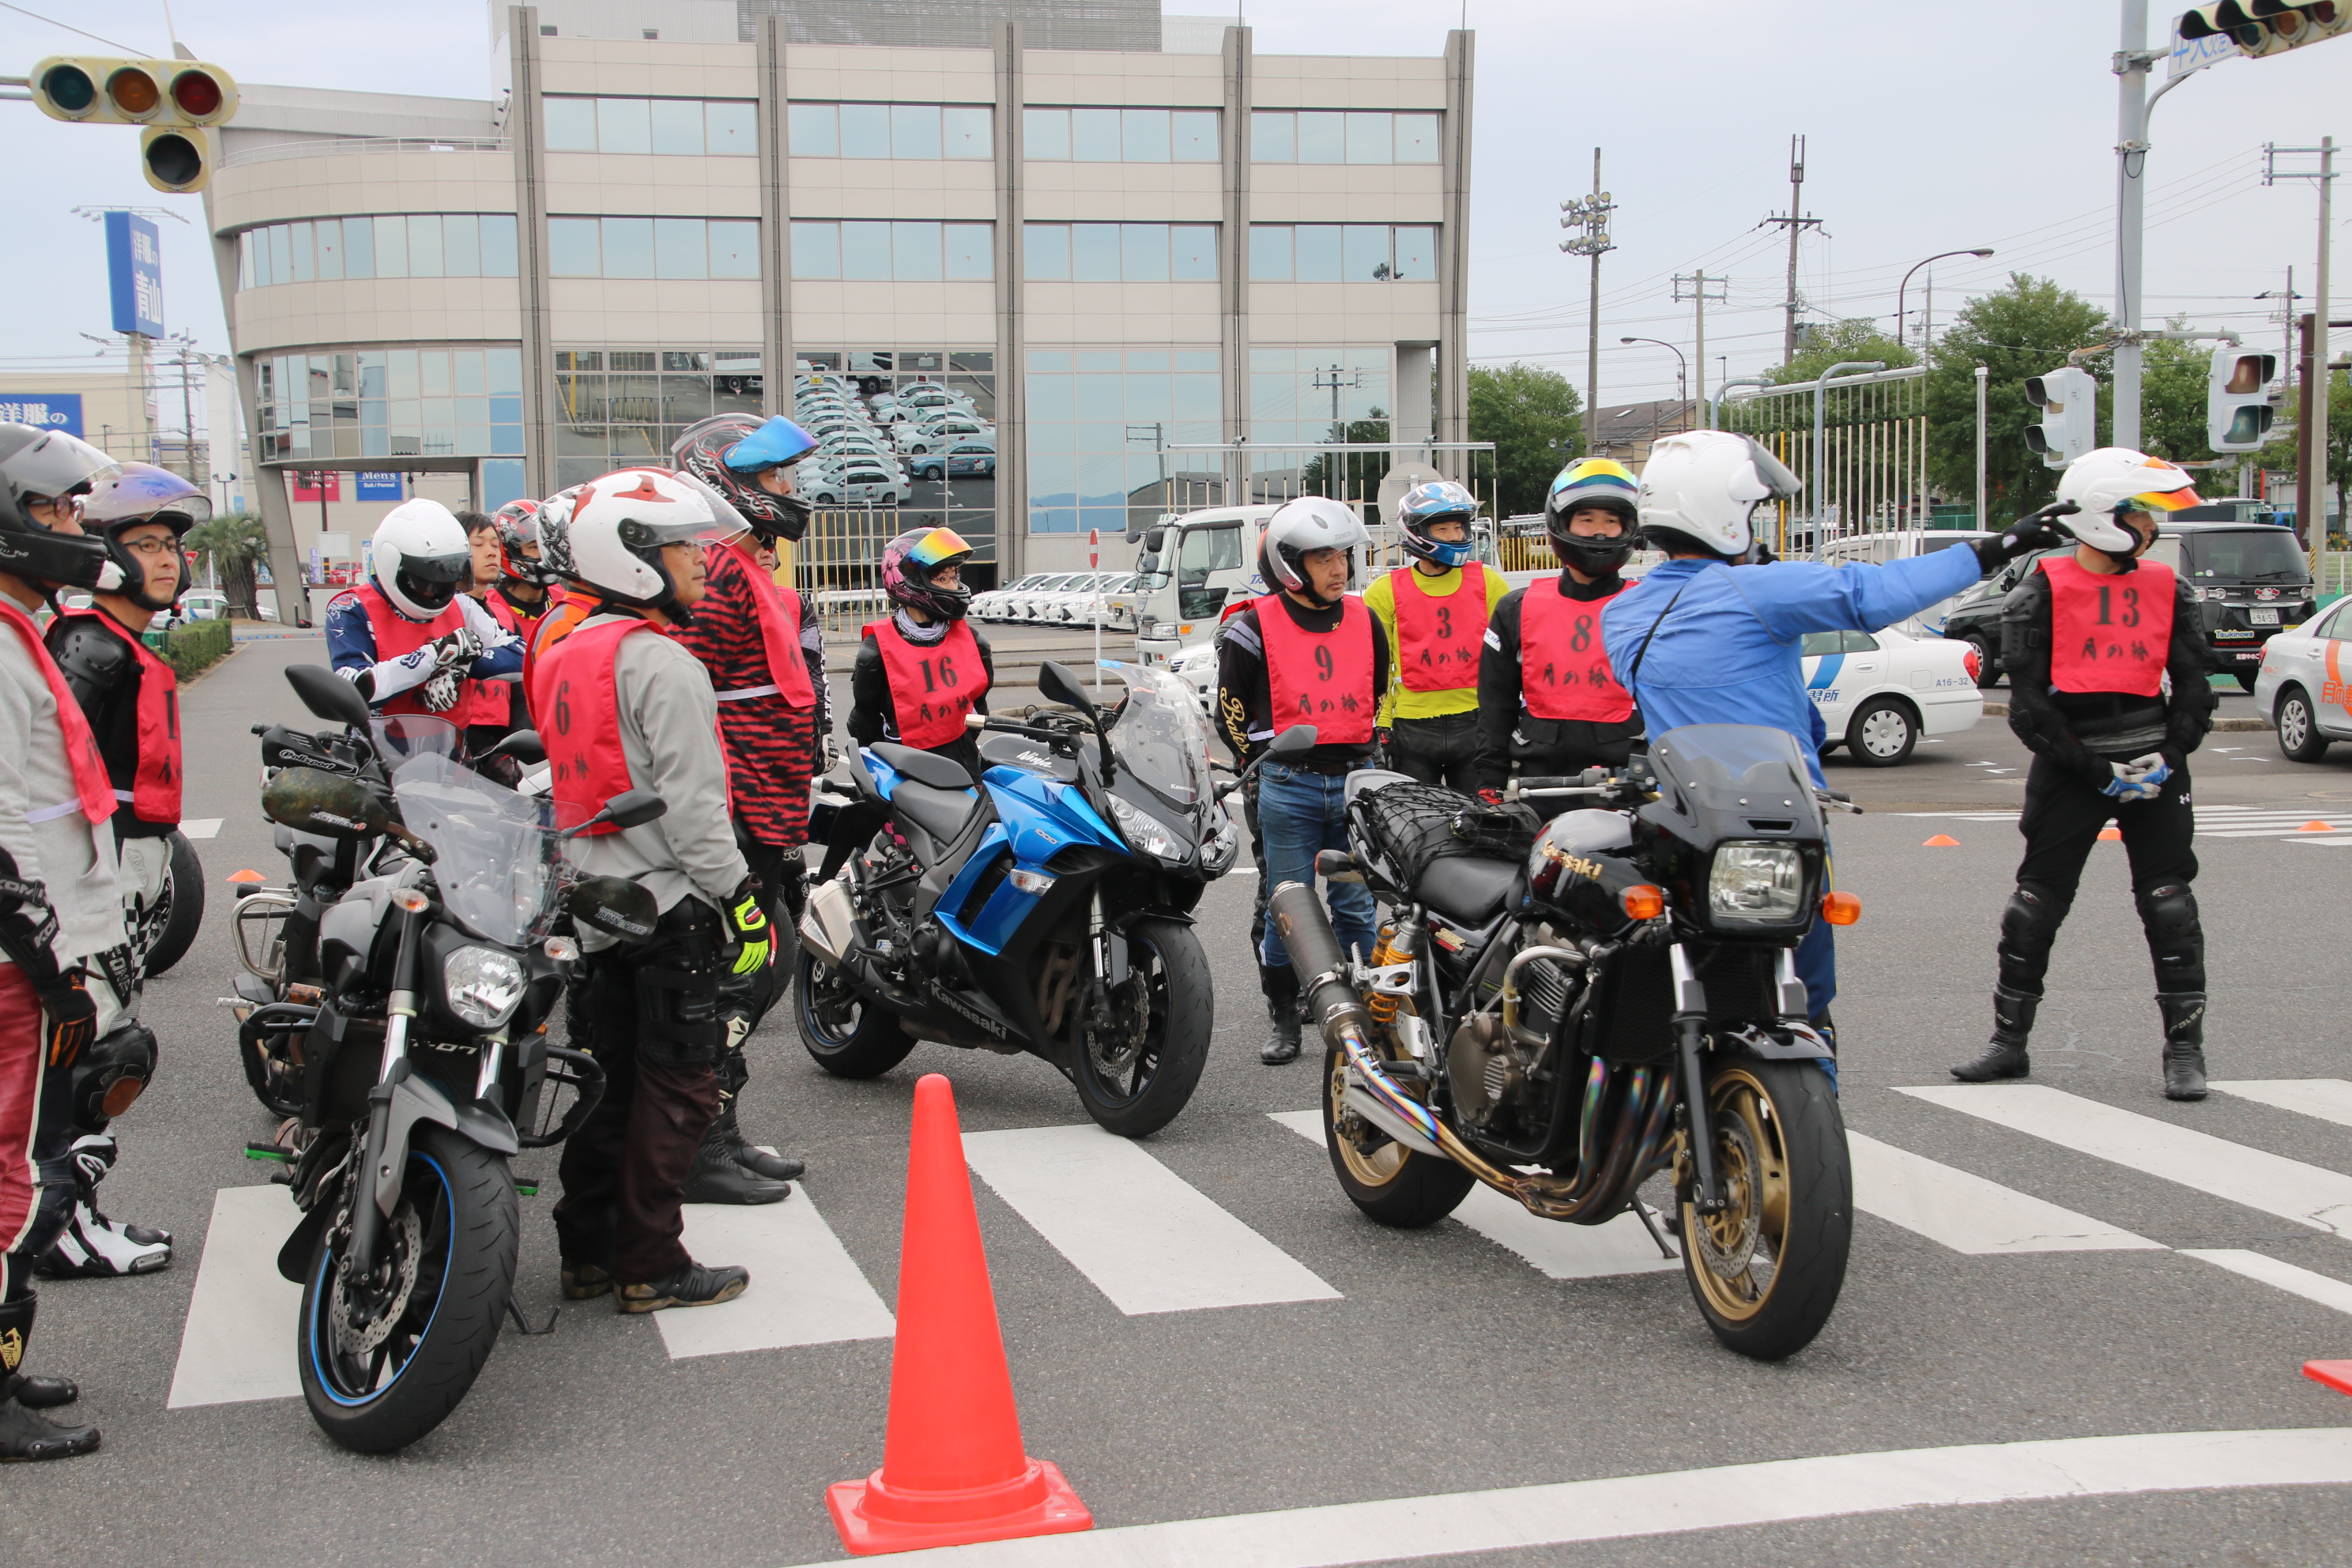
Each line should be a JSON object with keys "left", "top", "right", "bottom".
{"left": 443, "top": 945, "right": 526, "bottom": 1028}
{"left": 1707, "top": 842, "right": 1807, "bottom": 927}
{"left": 1106, "top": 792, "right": 1185, "bottom": 865}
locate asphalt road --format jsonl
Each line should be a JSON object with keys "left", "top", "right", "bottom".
{"left": 9, "top": 635, "right": 2352, "bottom": 1567}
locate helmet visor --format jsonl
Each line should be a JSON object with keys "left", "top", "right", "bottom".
{"left": 2130, "top": 484, "right": 2201, "bottom": 514}
{"left": 399, "top": 550, "right": 472, "bottom": 587}
{"left": 722, "top": 416, "right": 819, "bottom": 473}
{"left": 89, "top": 466, "right": 210, "bottom": 531}
{"left": 903, "top": 526, "right": 973, "bottom": 572}
{"left": 6, "top": 432, "right": 119, "bottom": 511}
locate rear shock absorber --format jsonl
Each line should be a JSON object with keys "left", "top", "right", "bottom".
{"left": 1364, "top": 924, "right": 1410, "bottom": 1027}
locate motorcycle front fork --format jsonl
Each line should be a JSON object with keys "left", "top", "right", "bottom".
{"left": 1669, "top": 944, "right": 1725, "bottom": 1215}
{"left": 346, "top": 903, "right": 424, "bottom": 1279}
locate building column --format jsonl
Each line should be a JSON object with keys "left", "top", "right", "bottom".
{"left": 510, "top": 5, "right": 557, "bottom": 498}
{"left": 992, "top": 21, "right": 1026, "bottom": 584}
{"left": 756, "top": 15, "right": 793, "bottom": 420}
{"left": 1221, "top": 24, "right": 1253, "bottom": 506}
{"left": 1394, "top": 344, "right": 1434, "bottom": 445}
{"left": 1438, "top": 28, "right": 1475, "bottom": 477}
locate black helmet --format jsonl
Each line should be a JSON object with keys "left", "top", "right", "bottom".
{"left": 0, "top": 424, "right": 128, "bottom": 601}
{"left": 85, "top": 462, "right": 207, "bottom": 613}
{"left": 1543, "top": 458, "right": 1639, "bottom": 575}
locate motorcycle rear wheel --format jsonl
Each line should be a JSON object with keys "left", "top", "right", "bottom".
{"left": 1679, "top": 1059, "right": 1850, "bottom": 1362}
{"left": 143, "top": 829, "right": 205, "bottom": 976}
{"left": 297, "top": 1124, "right": 518, "bottom": 1453}
{"left": 793, "top": 948, "right": 917, "bottom": 1079}
{"left": 1072, "top": 918, "right": 1211, "bottom": 1138}
{"left": 1321, "top": 1043, "right": 1475, "bottom": 1227}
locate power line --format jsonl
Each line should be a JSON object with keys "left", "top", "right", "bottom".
{"left": 0, "top": 0, "right": 149, "bottom": 53}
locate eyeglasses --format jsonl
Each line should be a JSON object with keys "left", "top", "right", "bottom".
{"left": 120, "top": 536, "right": 180, "bottom": 558}
{"left": 27, "top": 495, "right": 85, "bottom": 523}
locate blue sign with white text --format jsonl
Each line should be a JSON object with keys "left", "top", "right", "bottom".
{"left": 0, "top": 394, "right": 85, "bottom": 438}
{"left": 104, "top": 211, "right": 166, "bottom": 338}
{"left": 355, "top": 471, "right": 404, "bottom": 500}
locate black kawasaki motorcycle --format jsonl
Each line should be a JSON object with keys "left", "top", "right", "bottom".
{"left": 1274, "top": 723, "right": 1856, "bottom": 1360}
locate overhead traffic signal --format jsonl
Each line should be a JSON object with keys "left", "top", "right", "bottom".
{"left": 2024, "top": 368, "right": 2097, "bottom": 468}
{"left": 2179, "top": 2, "right": 2352, "bottom": 59}
{"left": 2206, "top": 346, "right": 2280, "bottom": 452}
{"left": 28, "top": 56, "right": 237, "bottom": 194}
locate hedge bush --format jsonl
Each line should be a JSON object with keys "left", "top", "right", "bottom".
{"left": 161, "top": 617, "right": 233, "bottom": 680}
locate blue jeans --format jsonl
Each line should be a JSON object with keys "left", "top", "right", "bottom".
{"left": 1256, "top": 763, "right": 1378, "bottom": 970}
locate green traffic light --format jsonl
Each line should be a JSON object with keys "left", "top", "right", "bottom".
{"left": 40, "top": 62, "right": 96, "bottom": 115}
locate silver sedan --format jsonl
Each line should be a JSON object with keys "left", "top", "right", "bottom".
{"left": 2252, "top": 596, "right": 2352, "bottom": 762}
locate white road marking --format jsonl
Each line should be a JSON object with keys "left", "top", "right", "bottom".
{"left": 788, "top": 1428, "right": 2352, "bottom": 1568}
{"left": 2184, "top": 1249, "right": 2352, "bottom": 1317}
{"left": 1845, "top": 1132, "right": 2162, "bottom": 1253}
{"left": 1267, "top": 1110, "right": 1677, "bottom": 1279}
{"left": 2212, "top": 1079, "right": 2352, "bottom": 1132}
{"left": 963, "top": 1123, "right": 1340, "bottom": 1315}
{"left": 1899, "top": 1084, "right": 2352, "bottom": 1240}
{"left": 167, "top": 1185, "right": 305, "bottom": 1408}
{"left": 656, "top": 1189, "right": 895, "bottom": 1359}
{"left": 179, "top": 818, "right": 222, "bottom": 839}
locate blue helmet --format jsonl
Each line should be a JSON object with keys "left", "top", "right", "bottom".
{"left": 722, "top": 415, "right": 819, "bottom": 474}
{"left": 1395, "top": 479, "right": 1479, "bottom": 567}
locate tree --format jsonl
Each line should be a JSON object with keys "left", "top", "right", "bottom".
{"left": 1469, "top": 362, "right": 1583, "bottom": 518}
{"left": 1769, "top": 318, "right": 1918, "bottom": 385}
{"left": 1923, "top": 273, "right": 2110, "bottom": 526}
{"left": 2245, "top": 369, "right": 2352, "bottom": 542}
{"left": 185, "top": 511, "right": 270, "bottom": 618}
{"left": 1299, "top": 410, "right": 1392, "bottom": 504}
{"left": 2138, "top": 322, "right": 2242, "bottom": 473}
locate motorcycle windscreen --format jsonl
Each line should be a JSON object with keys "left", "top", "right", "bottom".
{"left": 1642, "top": 724, "right": 1826, "bottom": 842}
{"left": 1106, "top": 662, "right": 1214, "bottom": 807}
{"left": 392, "top": 752, "right": 587, "bottom": 945}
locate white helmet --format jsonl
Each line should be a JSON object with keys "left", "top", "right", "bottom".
{"left": 1259, "top": 496, "right": 1368, "bottom": 604}
{"left": 2052, "top": 447, "right": 2200, "bottom": 558}
{"left": 371, "top": 499, "right": 473, "bottom": 620}
{"left": 533, "top": 484, "right": 586, "bottom": 580}
{"left": 1635, "top": 430, "right": 1803, "bottom": 560}
{"left": 560, "top": 468, "right": 733, "bottom": 622}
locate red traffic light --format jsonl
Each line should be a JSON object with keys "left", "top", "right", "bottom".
{"left": 171, "top": 70, "right": 224, "bottom": 121}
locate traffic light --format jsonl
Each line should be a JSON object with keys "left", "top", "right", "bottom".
{"left": 2180, "top": 2, "right": 2352, "bottom": 59}
{"left": 2023, "top": 368, "right": 2097, "bottom": 468}
{"left": 2206, "top": 345, "right": 2280, "bottom": 452}
{"left": 28, "top": 56, "right": 237, "bottom": 194}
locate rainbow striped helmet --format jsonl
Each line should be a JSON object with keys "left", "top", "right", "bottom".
{"left": 881, "top": 526, "right": 975, "bottom": 620}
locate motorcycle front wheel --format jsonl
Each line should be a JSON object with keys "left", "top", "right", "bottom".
{"left": 143, "top": 829, "right": 205, "bottom": 976}
{"left": 1072, "top": 918, "right": 1211, "bottom": 1138}
{"left": 793, "top": 948, "right": 917, "bottom": 1079}
{"left": 297, "top": 1124, "right": 519, "bottom": 1453}
{"left": 1679, "top": 1059, "right": 1851, "bottom": 1362}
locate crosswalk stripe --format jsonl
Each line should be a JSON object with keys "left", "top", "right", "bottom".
{"left": 2183, "top": 1249, "right": 2352, "bottom": 1317}
{"left": 655, "top": 1189, "right": 895, "bottom": 1360}
{"left": 2212, "top": 1079, "right": 2352, "bottom": 1132}
{"left": 168, "top": 1185, "right": 305, "bottom": 1409}
{"left": 963, "top": 1123, "right": 1340, "bottom": 1315}
{"left": 179, "top": 817, "right": 221, "bottom": 839}
{"left": 1845, "top": 1132, "right": 2162, "bottom": 1253}
{"left": 1898, "top": 1084, "right": 2352, "bottom": 1240}
{"left": 1267, "top": 1110, "right": 1679, "bottom": 1279}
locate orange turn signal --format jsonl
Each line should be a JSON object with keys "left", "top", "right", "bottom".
{"left": 1621, "top": 884, "right": 1666, "bottom": 921}
{"left": 1821, "top": 890, "right": 1861, "bottom": 926}
{"left": 390, "top": 888, "right": 432, "bottom": 914}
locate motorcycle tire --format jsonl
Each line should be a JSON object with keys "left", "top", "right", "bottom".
{"left": 793, "top": 948, "right": 917, "bottom": 1079}
{"left": 1072, "top": 918, "right": 1212, "bottom": 1139}
{"left": 1320, "top": 1042, "right": 1474, "bottom": 1227}
{"left": 144, "top": 829, "right": 205, "bottom": 976}
{"left": 297, "top": 1124, "right": 520, "bottom": 1453}
{"left": 1679, "top": 1058, "right": 1851, "bottom": 1363}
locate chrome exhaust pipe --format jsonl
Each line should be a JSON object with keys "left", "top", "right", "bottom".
{"left": 797, "top": 876, "right": 858, "bottom": 969}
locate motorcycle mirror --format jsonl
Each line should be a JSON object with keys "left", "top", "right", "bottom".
{"left": 481, "top": 729, "right": 546, "bottom": 767}
{"left": 1268, "top": 724, "right": 1319, "bottom": 757}
{"left": 562, "top": 874, "right": 658, "bottom": 942}
{"left": 261, "top": 766, "right": 394, "bottom": 841}
{"left": 601, "top": 789, "right": 667, "bottom": 831}
{"left": 1035, "top": 660, "right": 1096, "bottom": 719}
{"left": 285, "top": 664, "right": 372, "bottom": 729}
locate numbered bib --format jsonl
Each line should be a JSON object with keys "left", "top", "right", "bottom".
{"left": 2043, "top": 555, "right": 2174, "bottom": 699}
{"left": 865, "top": 617, "right": 989, "bottom": 749}
{"left": 1254, "top": 594, "right": 1377, "bottom": 745}
{"left": 1389, "top": 564, "right": 1489, "bottom": 693}
{"left": 534, "top": 617, "right": 656, "bottom": 836}
{"left": 1517, "top": 577, "right": 1634, "bottom": 723}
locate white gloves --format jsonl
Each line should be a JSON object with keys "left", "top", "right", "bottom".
{"left": 2098, "top": 753, "right": 2169, "bottom": 803}
{"left": 430, "top": 628, "right": 483, "bottom": 671}
{"left": 420, "top": 670, "right": 463, "bottom": 713}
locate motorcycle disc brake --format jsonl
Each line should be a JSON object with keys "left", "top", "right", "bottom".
{"left": 1693, "top": 1113, "right": 1764, "bottom": 1282}
{"left": 332, "top": 1201, "right": 424, "bottom": 1361}
{"left": 1086, "top": 976, "right": 1152, "bottom": 1074}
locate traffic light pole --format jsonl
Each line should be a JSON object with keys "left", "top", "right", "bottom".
{"left": 2111, "top": 0, "right": 2155, "bottom": 450}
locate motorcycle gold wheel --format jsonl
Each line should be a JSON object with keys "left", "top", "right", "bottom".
{"left": 1321, "top": 1044, "right": 1473, "bottom": 1228}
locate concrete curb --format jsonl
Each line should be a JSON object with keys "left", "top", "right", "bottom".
{"left": 1978, "top": 700, "right": 2270, "bottom": 733}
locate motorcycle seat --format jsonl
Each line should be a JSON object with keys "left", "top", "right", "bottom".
{"left": 870, "top": 742, "right": 974, "bottom": 792}
{"left": 1415, "top": 854, "right": 1522, "bottom": 925}
{"left": 891, "top": 779, "right": 977, "bottom": 844}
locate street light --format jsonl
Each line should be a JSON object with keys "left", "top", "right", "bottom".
{"left": 1619, "top": 337, "right": 1690, "bottom": 430}
{"left": 1895, "top": 249, "right": 1994, "bottom": 355}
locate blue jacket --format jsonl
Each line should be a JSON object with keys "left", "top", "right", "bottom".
{"left": 1601, "top": 550, "right": 1983, "bottom": 788}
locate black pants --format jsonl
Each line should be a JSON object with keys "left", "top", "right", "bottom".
{"left": 1387, "top": 711, "right": 1478, "bottom": 794}
{"left": 554, "top": 899, "right": 725, "bottom": 1284}
{"left": 2001, "top": 752, "right": 2203, "bottom": 997}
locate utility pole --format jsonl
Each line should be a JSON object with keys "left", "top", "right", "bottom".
{"left": 1559, "top": 153, "right": 1616, "bottom": 447}
{"left": 1310, "top": 364, "right": 1363, "bottom": 438}
{"left": 172, "top": 332, "right": 200, "bottom": 484}
{"left": 2267, "top": 138, "right": 2336, "bottom": 584}
{"left": 1761, "top": 135, "right": 1820, "bottom": 366}
{"left": 2110, "top": 0, "right": 2160, "bottom": 449}
{"left": 1674, "top": 270, "right": 1728, "bottom": 431}
{"left": 1973, "top": 364, "right": 1989, "bottom": 530}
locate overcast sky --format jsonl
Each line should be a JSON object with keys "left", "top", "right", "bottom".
{"left": 2, "top": 1, "right": 2343, "bottom": 420}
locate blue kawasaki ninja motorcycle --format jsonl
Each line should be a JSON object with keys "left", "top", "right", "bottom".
{"left": 796, "top": 660, "right": 1302, "bottom": 1135}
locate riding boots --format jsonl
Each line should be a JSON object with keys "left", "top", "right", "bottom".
{"left": 2158, "top": 991, "right": 2209, "bottom": 1102}
{"left": 1952, "top": 986, "right": 2037, "bottom": 1084}
{"left": 1259, "top": 963, "right": 1302, "bottom": 1065}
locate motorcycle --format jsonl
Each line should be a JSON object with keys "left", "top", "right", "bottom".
{"left": 1274, "top": 722, "right": 1856, "bottom": 1360}
{"left": 239, "top": 665, "right": 660, "bottom": 1451}
{"left": 796, "top": 659, "right": 1265, "bottom": 1136}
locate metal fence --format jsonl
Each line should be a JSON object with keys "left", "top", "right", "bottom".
{"left": 779, "top": 505, "right": 1000, "bottom": 632}
{"left": 1717, "top": 367, "right": 1935, "bottom": 559}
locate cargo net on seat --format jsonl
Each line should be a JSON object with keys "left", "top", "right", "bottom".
{"left": 1353, "top": 782, "right": 1536, "bottom": 888}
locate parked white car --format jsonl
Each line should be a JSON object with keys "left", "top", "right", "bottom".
{"left": 799, "top": 456, "right": 903, "bottom": 507}
{"left": 1803, "top": 626, "right": 1984, "bottom": 765}
{"left": 895, "top": 415, "right": 992, "bottom": 455}
{"left": 2252, "top": 594, "right": 2352, "bottom": 763}
{"left": 1034, "top": 572, "right": 1120, "bottom": 625}
{"left": 974, "top": 573, "right": 1053, "bottom": 621}
{"left": 1006, "top": 572, "right": 1086, "bottom": 622}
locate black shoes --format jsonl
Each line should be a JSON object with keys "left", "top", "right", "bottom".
{"left": 1952, "top": 986, "right": 2038, "bottom": 1084}
{"left": 559, "top": 1261, "right": 613, "bottom": 1300}
{"left": 681, "top": 1111, "right": 795, "bottom": 1205}
{"left": 618, "top": 1261, "right": 750, "bottom": 1314}
{"left": 2158, "top": 992, "right": 2209, "bottom": 1102}
{"left": 1260, "top": 1012, "right": 1302, "bottom": 1065}
{"left": 714, "top": 1095, "right": 805, "bottom": 1184}
{"left": 0, "top": 1295, "right": 97, "bottom": 1463}
{"left": 12, "top": 1374, "right": 77, "bottom": 1409}
{"left": 1260, "top": 963, "right": 1302, "bottom": 1065}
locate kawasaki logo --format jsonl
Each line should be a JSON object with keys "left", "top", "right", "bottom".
{"left": 931, "top": 980, "right": 1008, "bottom": 1038}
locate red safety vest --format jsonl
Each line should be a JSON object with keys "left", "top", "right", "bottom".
{"left": 534, "top": 616, "right": 656, "bottom": 837}
{"left": 1388, "top": 564, "right": 1490, "bottom": 694}
{"left": 341, "top": 583, "right": 467, "bottom": 718}
{"left": 710, "top": 539, "right": 816, "bottom": 710}
{"left": 526, "top": 588, "right": 597, "bottom": 699}
{"left": 1254, "top": 593, "right": 1377, "bottom": 745}
{"left": 461, "top": 594, "right": 519, "bottom": 728}
{"left": 864, "top": 617, "right": 987, "bottom": 750}
{"left": 0, "top": 598, "right": 113, "bottom": 827}
{"left": 2043, "top": 555, "right": 2175, "bottom": 698}
{"left": 1519, "top": 577, "right": 1634, "bottom": 724}
{"left": 53, "top": 609, "right": 179, "bottom": 825}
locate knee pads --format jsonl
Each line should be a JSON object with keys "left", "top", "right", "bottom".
{"left": 1995, "top": 884, "right": 2068, "bottom": 993}
{"left": 2136, "top": 881, "right": 2206, "bottom": 989}
{"left": 70, "top": 1020, "right": 156, "bottom": 1134}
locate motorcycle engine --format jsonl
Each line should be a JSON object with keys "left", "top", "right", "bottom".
{"left": 1446, "top": 930, "right": 1582, "bottom": 1136}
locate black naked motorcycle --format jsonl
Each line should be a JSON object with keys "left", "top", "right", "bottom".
{"left": 1274, "top": 722, "right": 1856, "bottom": 1360}
{"left": 236, "top": 665, "right": 658, "bottom": 1452}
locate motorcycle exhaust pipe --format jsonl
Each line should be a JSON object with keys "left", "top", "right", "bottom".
{"left": 1268, "top": 880, "right": 1378, "bottom": 1043}
{"left": 797, "top": 876, "right": 858, "bottom": 970}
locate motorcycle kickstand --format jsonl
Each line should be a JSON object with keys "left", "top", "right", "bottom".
{"left": 504, "top": 1296, "right": 558, "bottom": 1336}
{"left": 1633, "top": 1200, "right": 1679, "bottom": 1260}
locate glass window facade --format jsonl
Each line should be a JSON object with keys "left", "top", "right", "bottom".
{"left": 239, "top": 216, "right": 520, "bottom": 289}
{"left": 1022, "top": 107, "right": 1219, "bottom": 162}
{"left": 1250, "top": 111, "right": 1440, "bottom": 164}
{"left": 1246, "top": 224, "right": 1438, "bottom": 282}
{"left": 256, "top": 345, "right": 525, "bottom": 462}
{"left": 789, "top": 220, "right": 993, "bottom": 280}
{"left": 1248, "top": 345, "right": 1390, "bottom": 447}
{"left": 548, "top": 217, "right": 763, "bottom": 279}
{"left": 1024, "top": 349, "right": 1221, "bottom": 535}
{"left": 551, "top": 348, "right": 766, "bottom": 487}
{"left": 544, "top": 96, "right": 758, "bottom": 156}
{"left": 1023, "top": 224, "right": 1219, "bottom": 281}
{"left": 786, "top": 102, "right": 993, "bottom": 158}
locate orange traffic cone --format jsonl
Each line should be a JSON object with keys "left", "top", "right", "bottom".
{"left": 1923, "top": 834, "right": 1960, "bottom": 847}
{"left": 827, "top": 1074, "right": 1091, "bottom": 1555}
{"left": 2305, "top": 1360, "right": 2352, "bottom": 1397}
{"left": 2098, "top": 826, "right": 2122, "bottom": 842}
